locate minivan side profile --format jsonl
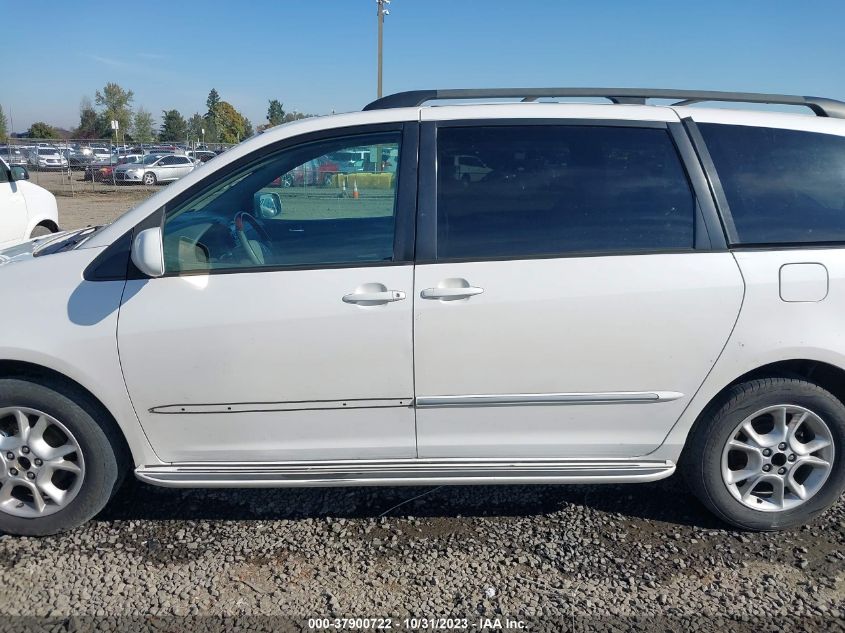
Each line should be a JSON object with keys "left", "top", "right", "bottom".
{"left": 1, "top": 88, "right": 844, "bottom": 535}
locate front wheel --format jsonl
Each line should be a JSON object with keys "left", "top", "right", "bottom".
{"left": 0, "top": 378, "right": 124, "bottom": 536}
{"left": 142, "top": 172, "right": 157, "bottom": 186}
{"left": 683, "top": 378, "right": 845, "bottom": 531}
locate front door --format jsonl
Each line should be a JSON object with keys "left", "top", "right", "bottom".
{"left": 118, "top": 125, "right": 418, "bottom": 462}
{"left": 413, "top": 120, "right": 744, "bottom": 459}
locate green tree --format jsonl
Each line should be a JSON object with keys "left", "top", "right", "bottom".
{"left": 95, "top": 82, "right": 134, "bottom": 134}
{"left": 214, "top": 102, "right": 249, "bottom": 144}
{"left": 266, "top": 99, "right": 285, "bottom": 126}
{"left": 76, "top": 97, "right": 103, "bottom": 138}
{"left": 132, "top": 107, "right": 155, "bottom": 143}
{"left": 0, "top": 105, "right": 7, "bottom": 139}
{"left": 159, "top": 109, "right": 187, "bottom": 142}
{"left": 28, "top": 122, "right": 58, "bottom": 139}
{"left": 186, "top": 113, "right": 205, "bottom": 141}
{"left": 206, "top": 88, "right": 220, "bottom": 116}
{"left": 204, "top": 88, "right": 221, "bottom": 141}
{"left": 283, "top": 111, "right": 310, "bottom": 123}
{"left": 243, "top": 117, "right": 254, "bottom": 138}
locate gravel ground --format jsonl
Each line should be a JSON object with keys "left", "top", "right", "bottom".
{"left": 0, "top": 477, "right": 843, "bottom": 631}
{"left": 7, "top": 169, "right": 845, "bottom": 632}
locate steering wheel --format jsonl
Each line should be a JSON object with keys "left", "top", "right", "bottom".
{"left": 234, "top": 212, "right": 275, "bottom": 266}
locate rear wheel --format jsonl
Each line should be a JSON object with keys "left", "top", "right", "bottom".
{"left": 0, "top": 379, "right": 124, "bottom": 536}
{"left": 683, "top": 378, "right": 845, "bottom": 531}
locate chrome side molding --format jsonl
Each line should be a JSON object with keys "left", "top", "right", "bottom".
{"left": 149, "top": 392, "right": 684, "bottom": 415}
{"left": 150, "top": 398, "right": 412, "bottom": 414}
{"left": 136, "top": 457, "right": 676, "bottom": 488}
{"left": 415, "top": 391, "right": 684, "bottom": 408}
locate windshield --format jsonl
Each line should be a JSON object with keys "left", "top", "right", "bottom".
{"left": 37, "top": 148, "right": 57, "bottom": 155}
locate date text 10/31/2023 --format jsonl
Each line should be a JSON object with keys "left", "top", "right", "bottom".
{"left": 307, "top": 617, "right": 527, "bottom": 630}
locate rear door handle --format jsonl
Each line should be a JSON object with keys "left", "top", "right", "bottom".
{"left": 420, "top": 286, "right": 484, "bottom": 300}
{"left": 342, "top": 290, "right": 406, "bottom": 305}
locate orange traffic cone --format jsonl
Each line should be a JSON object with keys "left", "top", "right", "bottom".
{"left": 353, "top": 179, "right": 360, "bottom": 199}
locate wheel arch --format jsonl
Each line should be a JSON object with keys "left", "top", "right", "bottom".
{"left": 29, "top": 218, "right": 60, "bottom": 234}
{"left": 676, "top": 358, "right": 845, "bottom": 463}
{"left": 0, "top": 359, "right": 133, "bottom": 468}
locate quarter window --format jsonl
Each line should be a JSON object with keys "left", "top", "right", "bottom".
{"left": 699, "top": 123, "right": 845, "bottom": 245}
{"left": 162, "top": 132, "right": 402, "bottom": 273}
{"left": 435, "top": 125, "right": 695, "bottom": 260}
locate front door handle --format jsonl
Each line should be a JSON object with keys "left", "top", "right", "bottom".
{"left": 420, "top": 286, "right": 484, "bottom": 300}
{"left": 342, "top": 290, "right": 406, "bottom": 305}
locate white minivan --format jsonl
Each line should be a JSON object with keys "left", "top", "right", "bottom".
{"left": 0, "top": 158, "right": 59, "bottom": 248}
{"left": 1, "top": 88, "right": 844, "bottom": 536}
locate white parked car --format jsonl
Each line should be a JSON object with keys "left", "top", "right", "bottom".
{"left": 2, "top": 88, "right": 845, "bottom": 536}
{"left": 27, "top": 147, "right": 68, "bottom": 171}
{"left": 89, "top": 147, "right": 111, "bottom": 161}
{"left": 0, "top": 158, "right": 59, "bottom": 247}
{"left": 113, "top": 153, "right": 195, "bottom": 185}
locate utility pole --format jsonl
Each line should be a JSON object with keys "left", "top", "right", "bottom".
{"left": 376, "top": 0, "right": 390, "bottom": 98}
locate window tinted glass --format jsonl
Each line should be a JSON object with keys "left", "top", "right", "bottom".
{"left": 436, "top": 126, "right": 694, "bottom": 260}
{"left": 700, "top": 123, "right": 845, "bottom": 244}
{"left": 163, "top": 132, "right": 401, "bottom": 273}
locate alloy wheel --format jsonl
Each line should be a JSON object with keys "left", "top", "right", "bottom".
{"left": 0, "top": 407, "right": 85, "bottom": 518}
{"left": 721, "top": 404, "right": 834, "bottom": 512}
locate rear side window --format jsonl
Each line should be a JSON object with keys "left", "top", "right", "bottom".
{"left": 435, "top": 125, "right": 695, "bottom": 260}
{"left": 700, "top": 123, "right": 845, "bottom": 245}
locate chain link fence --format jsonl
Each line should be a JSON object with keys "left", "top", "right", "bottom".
{"left": 0, "top": 137, "right": 236, "bottom": 197}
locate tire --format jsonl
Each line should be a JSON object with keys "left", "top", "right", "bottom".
{"left": 29, "top": 224, "right": 55, "bottom": 239}
{"left": 0, "top": 378, "right": 125, "bottom": 536}
{"left": 683, "top": 378, "right": 845, "bottom": 531}
{"left": 142, "top": 172, "right": 157, "bottom": 186}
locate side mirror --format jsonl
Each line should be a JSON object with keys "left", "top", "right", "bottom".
{"left": 10, "top": 165, "right": 29, "bottom": 181}
{"left": 131, "top": 227, "right": 165, "bottom": 278}
{"left": 254, "top": 191, "right": 283, "bottom": 219}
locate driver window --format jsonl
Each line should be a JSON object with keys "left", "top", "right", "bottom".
{"left": 162, "top": 131, "right": 402, "bottom": 273}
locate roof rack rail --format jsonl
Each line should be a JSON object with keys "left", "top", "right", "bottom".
{"left": 363, "top": 88, "right": 845, "bottom": 119}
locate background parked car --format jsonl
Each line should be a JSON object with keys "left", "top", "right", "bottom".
{"left": 114, "top": 153, "right": 195, "bottom": 185}
{"left": 144, "top": 145, "right": 177, "bottom": 155}
{"left": 27, "top": 147, "right": 69, "bottom": 170}
{"left": 0, "top": 158, "right": 59, "bottom": 246}
{"left": 89, "top": 146, "right": 111, "bottom": 161}
{"left": 186, "top": 150, "right": 217, "bottom": 163}
{"left": 84, "top": 154, "right": 144, "bottom": 182}
{"left": 0, "top": 146, "right": 27, "bottom": 166}
{"left": 60, "top": 148, "right": 94, "bottom": 170}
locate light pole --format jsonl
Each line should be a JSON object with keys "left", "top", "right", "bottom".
{"left": 376, "top": 0, "right": 390, "bottom": 98}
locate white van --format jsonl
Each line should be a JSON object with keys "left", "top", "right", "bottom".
{"left": 1, "top": 88, "right": 845, "bottom": 535}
